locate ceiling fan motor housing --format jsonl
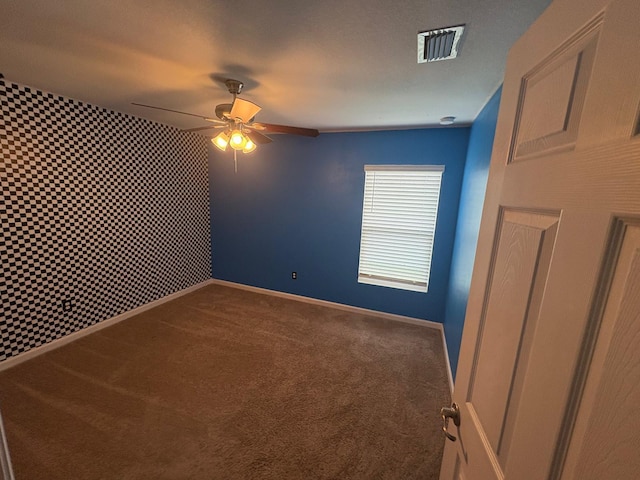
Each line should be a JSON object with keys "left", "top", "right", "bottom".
{"left": 225, "top": 79, "right": 243, "bottom": 95}
{"left": 215, "top": 103, "right": 232, "bottom": 121}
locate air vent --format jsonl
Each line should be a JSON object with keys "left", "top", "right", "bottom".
{"left": 417, "top": 25, "right": 465, "bottom": 63}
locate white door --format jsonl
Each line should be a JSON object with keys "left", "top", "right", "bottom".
{"left": 439, "top": 0, "right": 640, "bottom": 478}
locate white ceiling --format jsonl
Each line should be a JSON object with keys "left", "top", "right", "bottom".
{"left": 0, "top": 0, "right": 551, "bottom": 133}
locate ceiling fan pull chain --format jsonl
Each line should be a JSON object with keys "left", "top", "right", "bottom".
{"left": 234, "top": 149, "right": 238, "bottom": 173}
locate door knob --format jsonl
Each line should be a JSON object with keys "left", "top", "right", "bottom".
{"left": 440, "top": 402, "right": 460, "bottom": 442}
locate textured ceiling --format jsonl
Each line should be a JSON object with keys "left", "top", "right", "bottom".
{"left": 0, "top": 0, "right": 551, "bottom": 132}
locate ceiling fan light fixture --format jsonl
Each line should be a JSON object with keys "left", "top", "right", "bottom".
{"left": 212, "top": 131, "right": 229, "bottom": 151}
{"left": 132, "top": 78, "right": 319, "bottom": 171}
{"left": 229, "top": 129, "right": 248, "bottom": 150}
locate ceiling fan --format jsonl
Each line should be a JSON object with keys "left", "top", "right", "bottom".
{"left": 132, "top": 79, "right": 319, "bottom": 171}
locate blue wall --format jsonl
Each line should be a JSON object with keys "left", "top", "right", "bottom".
{"left": 210, "top": 128, "right": 470, "bottom": 322}
{"left": 443, "top": 87, "right": 502, "bottom": 378}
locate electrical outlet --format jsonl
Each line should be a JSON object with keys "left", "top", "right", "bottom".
{"left": 291, "top": 272, "right": 297, "bottom": 280}
{"left": 61, "top": 299, "right": 73, "bottom": 312}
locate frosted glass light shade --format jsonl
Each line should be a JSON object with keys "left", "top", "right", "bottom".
{"left": 242, "top": 139, "right": 256, "bottom": 153}
{"left": 229, "top": 129, "right": 247, "bottom": 150}
{"left": 212, "top": 131, "right": 229, "bottom": 151}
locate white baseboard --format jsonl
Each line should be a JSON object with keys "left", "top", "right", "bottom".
{"left": 0, "top": 280, "right": 212, "bottom": 372}
{"left": 440, "top": 329, "right": 455, "bottom": 394}
{"left": 210, "top": 278, "right": 444, "bottom": 330}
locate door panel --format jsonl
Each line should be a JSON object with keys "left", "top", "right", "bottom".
{"left": 577, "top": 1, "right": 640, "bottom": 146}
{"left": 440, "top": 0, "right": 640, "bottom": 479}
{"left": 574, "top": 223, "right": 640, "bottom": 478}
{"left": 561, "top": 218, "right": 640, "bottom": 479}
{"left": 469, "top": 210, "right": 558, "bottom": 457}
{"left": 510, "top": 24, "right": 599, "bottom": 162}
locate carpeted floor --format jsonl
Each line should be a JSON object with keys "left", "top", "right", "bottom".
{"left": 0, "top": 284, "right": 450, "bottom": 479}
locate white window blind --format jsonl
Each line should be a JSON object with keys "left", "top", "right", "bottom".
{"left": 357, "top": 165, "right": 444, "bottom": 293}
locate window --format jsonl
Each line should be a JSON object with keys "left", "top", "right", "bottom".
{"left": 357, "top": 165, "right": 444, "bottom": 293}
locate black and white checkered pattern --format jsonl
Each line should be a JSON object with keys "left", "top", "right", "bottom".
{"left": 1, "top": 76, "right": 211, "bottom": 361}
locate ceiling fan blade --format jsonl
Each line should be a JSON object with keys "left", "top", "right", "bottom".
{"left": 245, "top": 130, "right": 273, "bottom": 144}
{"left": 229, "top": 98, "right": 262, "bottom": 123}
{"left": 131, "top": 103, "right": 224, "bottom": 124}
{"left": 183, "top": 125, "right": 227, "bottom": 133}
{"left": 253, "top": 122, "right": 319, "bottom": 137}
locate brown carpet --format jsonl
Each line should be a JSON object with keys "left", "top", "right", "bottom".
{"left": 0, "top": 284, "right": 450, "bottom": 479}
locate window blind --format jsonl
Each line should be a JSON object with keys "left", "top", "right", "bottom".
{"left": 357, "top": 165, "right": 444, "bottom": 293}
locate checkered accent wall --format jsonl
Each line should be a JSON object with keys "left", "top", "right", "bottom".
{"left": 0, "top": 76, "right": 211, "bottom": 361}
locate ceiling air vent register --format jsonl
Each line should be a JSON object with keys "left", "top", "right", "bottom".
{"left": 417, "top": 25, "right": 465, "bottom": 63}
